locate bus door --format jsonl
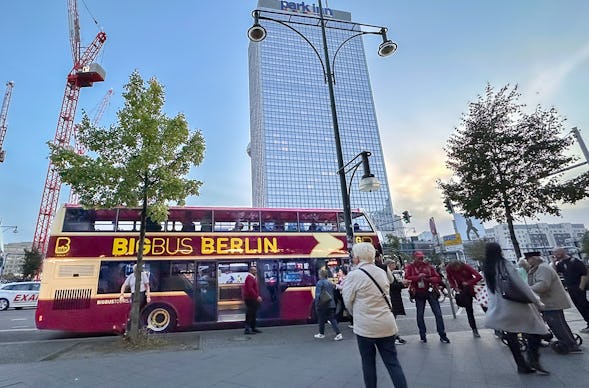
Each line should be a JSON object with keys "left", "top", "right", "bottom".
{"left": 194, "top": 261, "right": 217, "bottom": 323}
{"left": 258, "top": 260, "right": 280, "bottom": 319}
{"left": 216, "top": 261, "right": 252, "bottom": 322}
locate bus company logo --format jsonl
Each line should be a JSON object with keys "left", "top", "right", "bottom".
{"left": 55, "top": 237, "right": 71, "bottom": 256}
{"left": 280, "top": 1, "right": 334, "bottom": 17}
{"left": 112, "top": 237, "right": 194, "bottom": 256}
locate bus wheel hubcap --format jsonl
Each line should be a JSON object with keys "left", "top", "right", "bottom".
{"left": 147, "top": 308, "right": 170, "bottom": 331}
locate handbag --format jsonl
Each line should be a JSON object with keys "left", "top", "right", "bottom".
{"left": 318, "top": 288, "right": 333, "bottom": 308}
{"left": 454, "top": 290, "right": 469, "bottom": 307}
{"left": 358, "top": 268, "right": 393, "bottom": 312}
{"left": 497, "top": 261, "right": 534, "bottom": 304}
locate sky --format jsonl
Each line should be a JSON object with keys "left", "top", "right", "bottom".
{"left": 1, "top": 0, "right": 589, "bottom": 245}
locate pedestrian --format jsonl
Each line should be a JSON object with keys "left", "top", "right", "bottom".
{"left": 445, "top": 260, "right": 483, "bottom": 337}
{"left": 119, "top": 263, "right": 151, "bottom": 331}
{"left": 526, "top": 254, "right": 583, "bottom": 354}
{"left": 342, "top": 242, "right": 407, "bottom": 388}
{"left": 552, "top": 247, "right": 589, "bottom": 334}
{"left": 404, "top": 251, "right": 450, "bottom": 343}
{"left": 483, "top": 242, "right": 550, "bottom": 375}
{"left": 334, "top": 267, "right": 349, "bottom": 322}
{"left": 314, "top": 268, "right": 343, "bottom": 341}
{"left": 384, "top": 259, "right": 408, "bottom": 344}
{"left": 242, "top": 265, "right": 262, "bottom": 335}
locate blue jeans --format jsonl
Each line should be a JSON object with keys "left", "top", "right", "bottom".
{"left": 356, "top": 335, "right": 407, "bottom": 388}
{"left": 415, "top": 291, "right": 446, "bottom": 337}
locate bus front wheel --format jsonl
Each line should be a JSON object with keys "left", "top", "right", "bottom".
{"left": 144, "top": 304, "right": 177, "bottom": 333}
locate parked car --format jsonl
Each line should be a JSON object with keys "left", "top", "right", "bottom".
{"left": 0, "top": 281, "right": 40, "bottom": 310}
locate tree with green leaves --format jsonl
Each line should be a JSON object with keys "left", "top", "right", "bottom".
{"left": 463, "top": 240, "right": 487, "bottom": 263}
{"left": 21, "top": 248, "right": 43, "bottom": 280}
{"left": 439, "top": 84, "right": 589, "bottom": 259}
{"left": 49, "top": 71, "right": 206, "bottom": 342}
{"left": 383, "top": 233, "right": 411, "bottom": 265}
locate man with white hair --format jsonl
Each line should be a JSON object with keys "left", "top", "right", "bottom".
{"left": 342, "top": 242, "right": 407, "bottom": 388}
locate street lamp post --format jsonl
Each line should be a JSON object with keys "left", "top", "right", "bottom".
{"left": 248, "top": 2, "right": 397, "bottom": 251}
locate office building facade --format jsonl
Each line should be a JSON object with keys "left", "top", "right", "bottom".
{"left": 248, "top": 0, "right": 395, "bottom": 231}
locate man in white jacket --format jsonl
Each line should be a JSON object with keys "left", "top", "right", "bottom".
{"left": 342, "top": 242, "right": 407, "bottom": 388}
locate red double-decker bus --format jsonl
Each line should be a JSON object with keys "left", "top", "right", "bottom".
{"left": 36, "top": 205, "right": 381, "bottom": 333}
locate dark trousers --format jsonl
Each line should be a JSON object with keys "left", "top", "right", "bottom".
{"left": 244, "top": 299, "right": 260, "bottom": 330}
{"left": 317, "top": 307, "right": 341, "bottom": 335}
{"left": 126, "top": 291, "right": 147, "bottom": 331}
{"left": 356, "top": 335, "right": 407, "bottom": 388}
{"left": 461, "top": 291, "right": 478, "bottom": 331}
{"left": 568, "top": 288, "right": 589, "bottom": 325}
{"left": 504, "top": 332, "right": 541, "bottom": 368}
{"left": 542, "top": 310, "right": 579, "bottom": 351}
{"left": 415, "top": 292, "right": 446, "bottom": 337}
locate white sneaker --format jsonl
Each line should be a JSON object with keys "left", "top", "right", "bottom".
{"left": 334, "top": 333, "right": 343, "bottom": 341}
{"left": 314, "top": 333, "right": 325, "bottom": 339}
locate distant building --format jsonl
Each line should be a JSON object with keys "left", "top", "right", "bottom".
{"left": 484, "top": 222, "right": 586, "bottom": 261}
{"left": 1, "top": 242, "right": 29, "bottom": 279}
{"left": 248, "top": 0, "right": 395, "bottom": 232}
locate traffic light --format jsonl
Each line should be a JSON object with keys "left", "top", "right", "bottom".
{"left": 444, "top": 198, "right": 454, "bottom": 214}
{"left": 402, "top": 211, "right": 411, "bottom": 223}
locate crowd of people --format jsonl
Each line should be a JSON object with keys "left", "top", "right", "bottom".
{"left": 238, "top": 242, "right": 588, "bottom": 388}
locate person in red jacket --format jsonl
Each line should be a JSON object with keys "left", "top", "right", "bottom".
{"left": 405, "top": 251, "right": 450, "bottom": 343}
{"left": 242, "top": 266, "right": 263, "bottom": 335}
{"left": 446, "top": 260, "right": 483, "bottom": 337}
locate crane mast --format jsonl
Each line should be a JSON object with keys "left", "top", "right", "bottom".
{"left": 0, "top": 81, "right": 15, "bottom": 163}
{"left": 69, "top": 88, "right": 113, "bottom": 204}
{"left": 33, "top": 0, "right": 107, "bottom": 254}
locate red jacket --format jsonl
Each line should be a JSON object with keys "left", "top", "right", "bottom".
{"left": 405, "top": 261, "right": 440, "bottom": 293}
{"left": 445, "top": 263, "right": 482, "bottom": 295}
{"left": 242, "top": 273, "right": 259, "bottom": 300}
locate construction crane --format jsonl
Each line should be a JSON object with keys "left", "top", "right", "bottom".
{"left": 69, "top": 88, "right": 113, "bottom": 204}
{"left": 33, "top": 0, "right": 107, "bottom": 254}
{"left": 0, "top": 81, "right": 15, "bottom": 163}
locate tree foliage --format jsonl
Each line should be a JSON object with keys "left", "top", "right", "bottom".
{"left": 49, "top": 71, "right": 206, "bottom": 341}
{"left": 463, "top": 240, "right": 487, "bottom": 263}
{"left": 439, "top": 84, "right": 589, "bottom": 258}
{"left": 21, "top": 248, "right": 43, "bottom": 280}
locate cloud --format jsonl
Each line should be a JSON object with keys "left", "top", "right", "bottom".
{"left": 526, "top": 41, "right": 589, "bottom": 103}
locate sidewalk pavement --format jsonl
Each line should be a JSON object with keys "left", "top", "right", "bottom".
{"left": 0, "top": 312, "right": 588, "bottom": 387}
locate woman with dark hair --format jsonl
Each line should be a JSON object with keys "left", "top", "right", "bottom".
{"left": 483, "top": 242, "right": 550, "bottom": 375}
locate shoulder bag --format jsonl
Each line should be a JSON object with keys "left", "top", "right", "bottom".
{"left": 318, "top": 287, "right": 333, "bottom": 308}
{"left": 359, "top": 268, "right": 393, "bottom": 312}
{"left": 497, "top": 261, "right": 534, "bottom": 304}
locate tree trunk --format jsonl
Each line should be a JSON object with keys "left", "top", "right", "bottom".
{"left": 127, "top": 184, "right": 148, "bottom": 342}
{"left": 505, "top": 211, "right": 521, "bottom": 260}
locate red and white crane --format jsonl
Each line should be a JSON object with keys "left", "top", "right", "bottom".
{"left": 33, "top": 0, "right": 107, "bottom": 254}
{"left": 0, "top": 81, "right": 15, "bottom": 163}
{"left": 69, "top": 88, "right": 113, "bottom": 204}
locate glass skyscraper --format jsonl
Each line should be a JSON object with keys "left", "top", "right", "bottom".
{"left": 248, "top": 0, "right": 395, "bottom": 231}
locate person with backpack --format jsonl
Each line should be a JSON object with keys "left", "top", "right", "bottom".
{"left": 313, "top": 268, "right": 343, "bottom": 341}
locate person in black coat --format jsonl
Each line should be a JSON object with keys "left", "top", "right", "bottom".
{"left": 375, "top": 254, "right": 407, "bottom": 345}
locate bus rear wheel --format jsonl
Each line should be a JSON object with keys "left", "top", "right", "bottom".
{"left": 144, "top": 304, "right": 177, "bottom": 333}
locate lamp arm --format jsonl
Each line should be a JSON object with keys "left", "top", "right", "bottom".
{"left": 258, "top": 17, "right": 328, "bottom": 82}
{"left": 347, "top": 161, "right": 362, "bottom": 200}
{"left": 332, "top": 31, "right": 380, "bottom": 81}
